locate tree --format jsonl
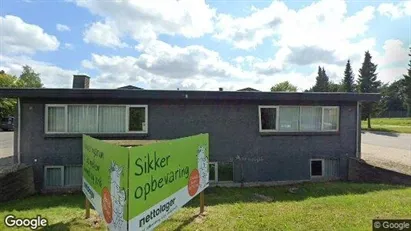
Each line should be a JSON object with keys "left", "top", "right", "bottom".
{"left": 404, "top": 47, "right": 411, "bottom": 116}
{"left": 329, "top": 82, "right": 342, "bottom": 92}
{"left": 270, "top": 81, "right": 297, "bottom": 92}
{"left": 374, "top": 80, "right": 407, "bottom": 117}
{"left": 18, "top": 65, "right": 43, "bottom": 88}
{"left": 341, "top": 60, "right": 355, "bottom": 92}
{"left": 357, "top": 51, "right": 381, "bottom": 128}
{"left": 312, "top": 66, "right": 329, "bottom": 92}
{"left": 0, "top": 71, "right": 18, "bottom": 118}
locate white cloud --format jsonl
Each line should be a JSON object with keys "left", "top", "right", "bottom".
{"left": 377, "top": 39, "right": 409, "bottom": 66}
{"left": 135, "top": 39, "right": 249, "bottom": 80}
{"left": 64, "top": 43, "right": 74, "bottom": 49}
{"left": 378, "top": 1, "right": 411, "bottom": 19}
{"left": 213, "top": 0, "right": 377, "bottom": 76}
{"left": 0, "top": 55, "right": 77, "bottom": 88}
{"left": 56, "top": 23, "right": 71, "bottom": 32}
{"left": 81, "top": 39, "right": 256, "bottom": 89}
{"left": 214, "top": 1, "right": 287, "bottom": 50}
{"left": 76, "top": 0, "right": 216, "bottom": 47}
{"left": 378, "top": 67, "right": 408, "bottom": 84}
{"left": 0, "top": 15, "right": 60, "bottom": 54}
{"left": 83, "top": 21, "right": 128, "bottom": 48}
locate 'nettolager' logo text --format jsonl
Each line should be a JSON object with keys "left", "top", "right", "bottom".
{"left": 139, "top": 198, "right": 176, "bottom": 227}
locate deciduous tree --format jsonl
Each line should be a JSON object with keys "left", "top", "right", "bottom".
{"left": 270, "top": 81, "right": 297, "bottom": 92}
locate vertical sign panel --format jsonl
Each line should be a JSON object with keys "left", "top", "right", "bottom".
{"left": 82, "top": 135, "right": 129, "bottom": 231}
{"left": 128, "top": 133, "right": 209, "bottom": 231}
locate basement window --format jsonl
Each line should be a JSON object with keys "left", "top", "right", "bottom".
{"left": 209, "top": 162, "right": 217, "bottom": 182}
{"left": 44, "top": 165, "right": 82, "bottom": 188}
{"left": 209, "top": 162, "right": 234, "bottom": 182}
{"left": 218, "top": 162, "right": 234, "bottom": 181}
{"left": 310, "top": 159, "right": 324, "bottom": 177}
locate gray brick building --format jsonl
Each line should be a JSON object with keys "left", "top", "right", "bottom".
{"left": 0, "top": 75, "right": 380, "bottom": 191}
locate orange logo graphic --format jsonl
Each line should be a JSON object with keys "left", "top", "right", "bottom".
{"left": 101, "top": 187, "right": 113, "bottom": 223}
{"left": 188, "top": 169, "right": 200, "bottom": 196}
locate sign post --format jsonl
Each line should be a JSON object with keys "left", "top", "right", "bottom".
{"left": 85, "top": 199, "right": 90, "bottom": 219}
{"left": 82, "top": 133, "right": 209, "bottom": 231}
{"left": 200, "top": 191, "right": 205, "bottom": 214}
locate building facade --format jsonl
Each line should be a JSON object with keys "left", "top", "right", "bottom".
{"left": 0, "top": 76, "right": 380, "bottom": 191}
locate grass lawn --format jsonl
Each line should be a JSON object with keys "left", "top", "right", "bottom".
{"left": 1, "top": 182, "right": 411, "bottom": 230}
{"left": 361, "top": 117, "right": 411, "bottom": 133}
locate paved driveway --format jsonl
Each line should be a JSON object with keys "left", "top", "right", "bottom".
{"left": 361, "top": 131, "right": 411, "bottom": 174}
{"left": 0, "top": 131, "right": 13, "bottom": 166}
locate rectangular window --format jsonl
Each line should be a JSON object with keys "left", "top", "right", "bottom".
{"left": 209, "top": 162, "right": 217, "bottom": 182}
{"left": 310, "top": 159, "right": 324, "bottom": 177}
{"left": 128, "top": 106, "right": 147, "bottom": 132}
{"left": 68, "top": 105, "right": 98, "bottom": 133}
{"left": 46, "top": 105, "right": 67, "bottom": 133}
{"left": 98, "top": 105, "right": 126, "bottom": 133}
{"left": 322, "top": 107, "right": 339, "bottom": 131}
{"left": 300, "top": 107, "right": 322, "bottom": 131}
{"left": 209, "top": 162, "right": 234, "bottom": 182}
{"left": 45, "top": 104, "right": 148, "bottom": 134}
{"left": 64, "top": 166, "right": 82, "bottom": 186}
{"left": 259, "top": 105, "right": 339, "bottom": 133}
{"left": 218, "top": 162, "right": 234, "bottom": 181}
{"left": 259, "top": 106, "right": 278, "bottom": 132}
{"left": 45, "top": 166, "right": 83, "bottom": 188}
{"left": 279, "top": 106, "right": 300, "bottom": 131}
{"left": 44, "top": 166, "right": 64, "bottom": 187}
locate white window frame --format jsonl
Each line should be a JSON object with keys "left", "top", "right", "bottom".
{"left": 299, "top": 106, "right": 323, "bottom": 132}
{"left": 126, "top": 105, "right": 149, "bottom": 133}
{"left": 64, "top": 165, "right": 83, "bottom": 187}
{"left": 44, "top": 165, "right": 83, "bottom": 188}
{"left": 310, "top": 159, "right": 325, "bottom": 178}
{"left": 45, "top": 104, "right": 68, "bottom": 134}
{"left": 258, "top": 106, "right": 279, "bottom": 132}
{"left": 209, "top": 162, "right": 218, "bottom": 183}
{"left": 44, "top": 165, "right": 64, "bottom": 188}
{"left": 278, "top": 105, "right": 300, "bottom": 132}
{"left": 209, "top": 162, "right": 234, "bottom": 183}
{"left": 45, "top": 104, "right": 148, "bottom": 134}
{"left": 321, "top": 106, "right": 339, "bottom": 132}
{"left": 217, "top": 162, "right": 234, "bottom": 183}
{"left": 259, "top": 105, "right": 340, "bottom": 133}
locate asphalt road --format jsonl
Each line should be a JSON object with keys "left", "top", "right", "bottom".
{"left": 361, "top": 131, "right": 411, "bottom": 170}
{"left": 0, "top": 131, "right": 13, "bottom": 159}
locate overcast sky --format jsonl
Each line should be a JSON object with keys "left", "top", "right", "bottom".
{"left": 1, "top": 0, "right": 410, "bottom": 91}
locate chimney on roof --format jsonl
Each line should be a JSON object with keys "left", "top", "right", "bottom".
{"left": 73, "top": 75, "right": 90, "bottom": 89}
{"left": 219, "top": 87, "right": 223, "bottom": 91}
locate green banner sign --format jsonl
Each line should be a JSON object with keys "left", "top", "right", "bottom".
{"left": 82, "top": 135, "right": 129, "bottom": 231}
{"left": 83, "top": 133, "right": 209, "bottom": 231}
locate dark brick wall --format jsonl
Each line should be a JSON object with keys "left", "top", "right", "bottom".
{"left": 0, "top": 165, "right": 35, "bottom": 202}
{"left": 18, "top": 99, "right": 358, "bottom": 189}
{"left": 348, "top": 158, "right": 411, "bottom": 185}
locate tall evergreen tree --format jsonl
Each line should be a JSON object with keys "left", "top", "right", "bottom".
{"left": 357, "top": 51, "right": 381, "bottom": 128}
{"left": 312, "top": 66, "right": 329, "bottom": 92}
{"left": 404, "top": 47, "right": 411, "bottom": 116}
{"left": 342, "top": 60, "right": 355, "bottom": 92}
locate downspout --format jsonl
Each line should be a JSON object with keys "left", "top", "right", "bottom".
{"left": 355, "top": 101, "right": 360, "bottom": 159}
{"left": 17, "top": 97, "right": 21, "bottom": 164}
